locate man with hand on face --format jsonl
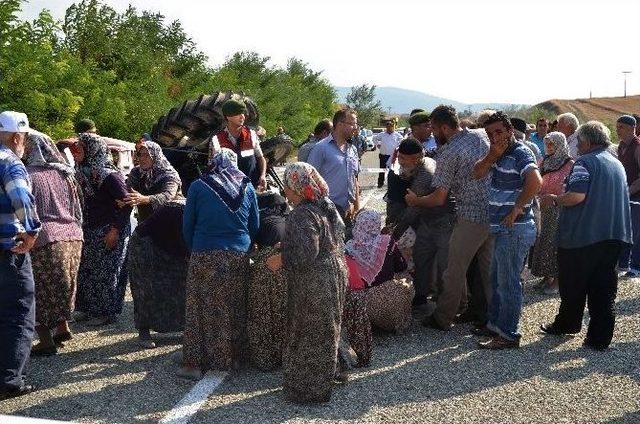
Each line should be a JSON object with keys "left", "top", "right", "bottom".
{"left": 472, "top": 111, "right": 541, "bottom": 349}
{"left": 209, "top": 99, "right": 267, "bottom": 190}
{"left": 0, "top": 111, "right": 42, "bottom": 400}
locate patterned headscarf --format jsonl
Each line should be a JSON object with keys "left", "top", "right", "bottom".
{"left": 78, "top": 133, "right": 118, "bottom": 196}
{"left": 200, "top": 148, "right": 249, "bottom": 212}
{"left": 132, "top": 140, "right": 181, "bottom": 192}
{"left": 345, "top": 209, "right": 391, "bottom": 285}
{"left": 283, "top": 162, "right": 329, "bottom": 202}
{"left": 541, "top": 131, "right": 571, "bottom": 175}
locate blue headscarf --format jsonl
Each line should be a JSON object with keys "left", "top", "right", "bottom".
{"left": 199, "top": 148, "right": 249, "bottom": 212}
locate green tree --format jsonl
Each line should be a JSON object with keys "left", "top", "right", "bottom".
{"left": 345, "top": 84, "right": 383, "bottom": 128}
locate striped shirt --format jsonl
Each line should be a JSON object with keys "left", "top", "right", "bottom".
{"left": 489, "top": 142, "right": 538, "bottom": 229}
{"left": 0, "top": 145, "right": 41, "bottom": 250}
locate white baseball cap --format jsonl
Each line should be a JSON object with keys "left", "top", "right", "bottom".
{"left": 0, "top": 111, "right": 32, "bottom": 133}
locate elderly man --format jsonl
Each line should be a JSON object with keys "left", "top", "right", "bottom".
{"left": 530, "top": 118, "right": 549, "bottom": 156}
{"left": 615, "top": 115, "right": 640, "bottom": 277}
{"left": 556, "top": 113, "right": 580, "bottom": 158}
{"left": 540, "top": 121, "right": 631, "bottom": 350}
{"left": 0, "top": 111, "right": 42, "bottom": 400}
{"left": 473, "top": 112, "right": 541, "bottom": 349}
{"left": 298, "top": 119, "right": 332, "bottom": 163}
{"left": 209, "top": 99, "right": 267, "bottom": 189}
{"left": 373, "top": 119, "right": 403, "bottom": 188}
{"left": 308, "top": 108, "right": 360, "bottom": 224}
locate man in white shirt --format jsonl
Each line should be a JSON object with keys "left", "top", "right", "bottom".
{"left": 556, "top": 113, "right": 580, "bottom": 159}
{"left": 373, "top": 119, "right": 403, "bottom": 187}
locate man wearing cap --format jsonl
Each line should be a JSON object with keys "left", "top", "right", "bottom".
{"left": 209, "top": 99, "right": 267, "bottom": 189}
{"left": 511, "top": 117, "right": 542, "bottom": 161}
{"left": 373, "top": 119, "right": 403, "bottom": 188}
{"left": 75, "top": 118, "right": 97, "bottom": 134}
{"left": 616, "top": 115, "right": 640, "bottom": 277}
{"left": 0, "top": 111, "right": 42, "bottom": 399}
{"left": 408, "top": 112, "right": 437, "bottom": 155}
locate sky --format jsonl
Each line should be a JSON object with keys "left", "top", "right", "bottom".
{"left": 18, "top": 0, "right": 640, "bottom": 105}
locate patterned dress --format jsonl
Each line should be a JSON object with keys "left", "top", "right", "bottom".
{"left": 282, "top": 202, "right": 348, "bottom": 403}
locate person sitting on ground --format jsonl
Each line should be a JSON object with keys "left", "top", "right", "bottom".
{"left": 298, "top": 119, "right": 332, "bottom": 163}
{"left": 179, "top": 148, "right": 259, "bottom": 380}
{"left": 24, "top": 133, "right": 83, "bottom": 356}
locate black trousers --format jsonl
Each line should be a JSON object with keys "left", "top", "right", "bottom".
{"left": 553, "top": 240, "right": 624, "bottom": 348}
{"left": 378, "top": 154, "right": 390, "bottom": 187}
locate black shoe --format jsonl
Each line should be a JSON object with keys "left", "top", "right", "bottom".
{"left": 31, "top": 343, "right": 58, "bottom": 357}
{"left": 540, "top": 323, "right": 575, "bottom": 336}
{"left": 422, "top": 315, "right": 450, "bottom": 331}
{"left": 412, "top": 295, "right": 428, "bottom": 307}
{"left": 454, "top": 312, "right": 478, "bottom": 324}
{"left": 0, "top": 384, "right": 35, "bottom": 400}
{"left": 582, "top": 340, "right": 608, "bottom": 351}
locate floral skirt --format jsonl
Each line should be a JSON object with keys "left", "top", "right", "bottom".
{"left": 32, "top": 240, "right": 83, "bottom": 328}
{"left": 366, "top": 278, "right": 415, "bottom": 333}
{"left": 342, "top": 290, "right": 372, "bottom": 367}
{"left": 531, "top": 205, "right": 561, "bottom": 278}
{"left": 182, "top": 250, "right": 249, "bottom": 371}
{"left": 75, "top": 224, "right": 130, "bottom": 317}
{"left": 128, "top": 233, "right": 187, "bottom": 333}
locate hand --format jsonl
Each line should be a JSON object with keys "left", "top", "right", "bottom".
{"left": 381, "top": 226, "right": 392, "bottom": 235}
{"left": 405, "top": 189, "right": 419, "bottom": 206}
{"left": 488, "top": 138, "right": 510, "bottom": 161}
{"left": 103, "top": 227, "right": 119, "bottom": 250}
{"left": 266, "top": 253, "right": 282, "bottom": 272}
{"left": 257, "top": 176, "right": 267, "bottom": 192}
{"left": 11, "top": 232, "right": 37, "bottom": 254}
{"left": 540, "top": 194, "right": 556, "bottom": 208}
{"left": 501, "top": 205, "right": 524, "bottom": 228}
{"left": 123, "top": 189, "right": 150, "bottom": 207}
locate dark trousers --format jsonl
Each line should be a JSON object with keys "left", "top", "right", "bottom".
{"left": 465, "top": 254, "right": 488, "bottom": 324}
{"left": 413, "top": 219, "right": 453, "bottom": 299}
{"left": 0, "top": 251, "right": 35, "bottom": 391}
{"left": 554, "top": 240, "right": 624, "bottom": 349}
{"left": 378, "top": 154, "right": 390, "bottom": 187}
{"left": 618, "top": 202, "right": 640, "bottom": 270}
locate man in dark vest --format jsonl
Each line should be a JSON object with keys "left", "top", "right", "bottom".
{"left": 616, "top": 114, "right": 640, "bottom": 277}
{"left": 209, "top": 99, "right": 267, "bottom": 189}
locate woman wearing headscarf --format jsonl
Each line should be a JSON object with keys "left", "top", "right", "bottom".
{"left": 266, "top": 162, "right": 348, "bottom": 404}
{"left": 125, "top": 137, "right": 182, "bottom": 221}
{"left": 178, "top": 148, "right": 259, "bottom": 380}
{"left": 531, "top": 131, "right": 574, "bottom": 294}
{"left": 74, "top": 133, "right": 132, "bottom": 326}
{"left": 24, "top": 133, "right": 84, "bottom": 355}
{"left": 346, "top": 209, "right": 413, "bottom": 334}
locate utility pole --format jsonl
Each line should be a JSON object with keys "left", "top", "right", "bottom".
{"left": 622, "top": 71, "right": 632, "bottom": 98}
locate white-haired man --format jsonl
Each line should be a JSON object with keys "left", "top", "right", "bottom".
{"left": 557, "top": 113, "right": 580, "bottom": 158}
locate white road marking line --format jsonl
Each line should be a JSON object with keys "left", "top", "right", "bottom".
{"left": 160, "top": 371, "right": 228, "bottom": 424}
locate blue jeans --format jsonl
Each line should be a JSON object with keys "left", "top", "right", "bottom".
{"left": 487, "top": 222, "right": 537, "bottom": 341}
{"left": 618, "top": 202, "right": 640, "bottom": 270}
{"left": 0, "top": 251, "right": 35, "bottom": 391}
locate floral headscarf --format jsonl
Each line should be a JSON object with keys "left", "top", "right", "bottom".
{"left": 345, "top": 209, "right": 391, "bottom": 285}
{"left": 283, "top": 162, "right": 329, "bottom": 202}
{"left": 77, "top": 133, "right": 118, "bottom": 196}
{"left": 200, "top": 148, "right": 249, "bottom": 212}
{"left": 541, "top": 131, "right": 571, "bottom": 175}
{"left": 131, "top": 140, "right": 181, "bottom": 192}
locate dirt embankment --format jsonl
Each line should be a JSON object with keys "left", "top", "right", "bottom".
{"left": 536, "top": 95, "right": 640, "bottom": 125}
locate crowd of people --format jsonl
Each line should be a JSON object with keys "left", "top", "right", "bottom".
{"left": 1, "top": 99, "right": 639, "bottom": 404}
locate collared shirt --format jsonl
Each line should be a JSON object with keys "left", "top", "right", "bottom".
{"left": 307, "top": 136, "right": 359, "bottom": 210}
{"left": 432, "top": 128, "right": 490, "bottom": 224}
{"left": 0, "top": 145, "right": 41, "bottom": 250}
{"left": 421, "top": 136, "right": 437, "bottom": 153}
{"left": 373, "top": 131, "right": 403, "bottom": 156}
{"left": 489, "top": 142, "right": 538, "bottom": 230}
{"left": 567, "top": 132, "right": 579, "bottom": 159}
{"left": 530, "top": 132, "right": 546, "bottom": 156}
{"left": 297, "top": 139, "right": 318, "bottom": 163}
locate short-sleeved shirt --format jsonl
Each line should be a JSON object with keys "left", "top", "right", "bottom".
{"left": 307, "top": 136, "right": 359, "bottom": 210}
{"left": 373, "top": 131, "right": 403, "bottom": 156}
{"left": 530, "top": 132, "right": 546, "bottom": 156}
{"left": 209, "top": 127, "right": 263, "bottom": 158}
{"left": 489, "top": 142, "right": 538, "bottom": 230}
{"left": 432, "top": 128, "right": 490, "bottom": 224}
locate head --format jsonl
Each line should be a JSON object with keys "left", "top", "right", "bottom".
{"left": 352, "top": 209, "right": 384, "bottom": 239}
{"left": 408, "top": 112, "right": 431, "bottom": 141}
{"left": 332, "top": 108, "right": 358, "bottom": 140}
{"left": 483, "top": 111, "right": 515, "bottom": 146}
{"left": 397, "top": 138, "right": 424, "bottom": 172}
{"left": 384, "top": 119, "right": 396, "bottom": 133}
{"left": 536, "top": 118, "right": 549, "bottom": 137}
{"left": 410, "top": 108, "right": 425, "bottom": 116}
{"left": 221, "top": 99, "right": 248, "bottom": 128}
{"left": 430, "top": 105, "right": 460, "bottom": 144}
{"left": 476, "top": 109, "right": 497, "bottom": 128}
{"left": 460, "top": 118, "right": 475, "bottom": 130}
{"left": 510, "top": 118, "right": 528, "bottom": 141}
{"left": 283, "top": 162, "right": 329, "bottom": 206}
{"left": 0, "top": 111, "right": 32, "bottom": 158}
{"left": 75, "top": 118, "right": 97, "bottom": 134}
{"left": 276, "top": 126, "right": 285, "bottom": 135}
{"left": 543, "top": 131, "right": 567, "bottom": 156}
{"left": 556, "top": 113, "right": 579, "bottom": 137}
{"left": 313, "top": 118, "right": 333, "bottom": 140}
{"left": 136, "top": 144, "right": 153, "bottom": 170}
{"left": 616, "top": 115, "right": 637, "bottom": 142}
{"left": 576, "top": 121, "right": 611, "bottom": 156}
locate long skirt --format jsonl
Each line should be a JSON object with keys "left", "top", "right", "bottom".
{"left": 283, "top": 256, "right": 347, "bottom": 403}
{"left": 182, "top": 250, "right": 249, "bottom": 371}
{"left": 247, "top": 248, "right": 287, "bottom": 371}
{"left": 531, "top": 205, "right": 561, "bottom": 278}
{"left": 31, "top": 240, "right": 83, "bottom": 329}
{"left": 128, "top": 233, "right": 187, "bottom": 333}
{"left": 342, "top": 290, "right": 372, "bottom": 367}
{"left": 75, "top": 224, "right": 130, "bottom": 317}
{"left": 366, "top": 278, "right": 415, "bottom": 333}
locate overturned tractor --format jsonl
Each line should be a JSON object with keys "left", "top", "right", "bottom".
{"left": 151, "top": 91, "right": 293, "bottom": 192}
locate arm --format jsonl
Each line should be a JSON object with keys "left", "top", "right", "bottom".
{"left": 3, "top": 163, "right": 41, "bottom": 253}
{"left": 104, "top": 173, "right": 133, "bottom": 232}
{"left": 391, "top": 241, "right": 408, "bottom": 273}
{"left": 628, "top": 147, "right": 640, "bottom": 196}
{"left": 247, "top": 185, "right": 260, "bottom": 240}
{"left": 502, "top": 169, "right": 542, "bottom": 227}
{"left": 282, "top": 209, "right": 320, "bottom": 272}
{"left": 405, "top": 186, "right": 449, "bottom": 208}
{"left": 307, "top": 142, "right": 323, "bottom": 172}
{"left": 473, "top": 139, "right": 509, "bottom": 180}
{"left": 541, "top": 161, "right": 589, "bottom": 208}
{"left": 182, "top": 182, "right": 197, "bottom": 250}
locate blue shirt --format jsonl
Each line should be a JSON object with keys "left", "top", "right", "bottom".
{"left": 307, "top": 136, "right": 360, "bottom": 210}
{"left": 0, "top": 145, "right": 41, "bottom": 250}
{"left": 183, "top": 180, "right": 259, "bottom": 253}
{"left": 489, "top": 142, "right": 538, "bottom": 231}
{"left": 530, "top": 132, "right": 545, "bottom": 156}
{"left": 421, "top": 136, "right": 437, "bottom": 153}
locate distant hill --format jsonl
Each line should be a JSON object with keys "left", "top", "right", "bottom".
{"left": 536, "top": 95, "right": 640, "bottom": 125}
{"left": 335, "top": 86, "right": 528, "bottom": 114}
